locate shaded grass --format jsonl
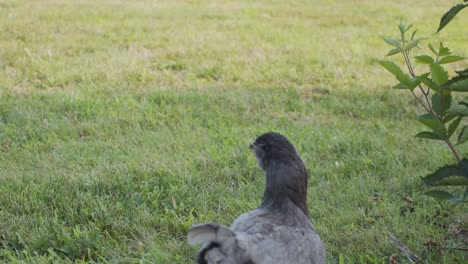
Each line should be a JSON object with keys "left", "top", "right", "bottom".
{"left": 0, "top": 0, "right": 467, "bottom": 263}
{"left": 1, "top": 87, "right": 467, "bottom": 262}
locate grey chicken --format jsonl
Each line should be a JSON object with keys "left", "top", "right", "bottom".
{"left": 188, "top": 132, "right": 326, "bottom": 264}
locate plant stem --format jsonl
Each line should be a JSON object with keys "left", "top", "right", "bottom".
{"left": 402, "top": 51, "right": 435, "bottom": 114}
{"left": 401, "top": 50, "right": 462, "bottom": 163}
{"left": 446, "top": 139, "right": 462, "bottom": 162}
{"left": 403, "top": 51, "right": 430, "bottom": 97}
{"left": 410, "top": 90, "right": 432, "bottom": 113}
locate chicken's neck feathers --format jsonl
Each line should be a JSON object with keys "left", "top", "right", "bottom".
{"left": 259, "top": 160, "right": 309, "bottom": 217}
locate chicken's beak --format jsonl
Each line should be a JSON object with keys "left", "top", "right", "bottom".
{"left": 249, "top": 143, "right": 255, "bottom": 149}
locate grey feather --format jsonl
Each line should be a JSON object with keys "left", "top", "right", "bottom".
{"left": 189, "top": 132, "right": 326, "bottom": 264}
{"left": 187, "top": 224, "right": 225, "bottom": 246}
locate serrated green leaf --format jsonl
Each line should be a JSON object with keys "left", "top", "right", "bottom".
{"left": 431, "top": 63, "right": 449, "bottom": 86}
{"left": 422, "top": 163, "right": 468, "bottom": 186}
{"left": 460, "top": 98, "right": 468, "bottom": 108}
{"left": 438, "top": 42, "right": 451, "bottom": 57}
{"left": 426, "top": 190, "right": 464, "bottom": 202}
{"left": 420, "top": 76, "right": 440, "bottom": 92}
{"left": 393, "top": 83, "right": 409, "bottom": 89}
{"left": 405, "top": 24, "right": 413, "bottom": 33}
{"left": 421, "top": 77, "right": 451, "bottom": 95}
{"left": 398, "top": 74, "right": 414, "bottom": 86}
{"left": 447, "top": 104, "right": 468, "bottom": 117}
{"left": 432, "top": 93, "right": 452, "bottom": 117}
{"left": 424, "top": 190, "right": 456, "bottom": 201}
{"left": 393, "top": 78, "right": 423, "bottom": 90}
{"left": 418, "top": 72, "right": 431, "bottom": 79}
{"left": 405, "top": 76, "right": 426, "bottom": 90}
{"left": 438, "top": 55, "right": 465, "bottom": 64}
{"left": 415, "top": 55, "right": 434, "bottom": 64}
{"left": 393, "top": 75, "right": 428, "bottom": 90}
{"left": 442, "top": 75, "right": 468, "bottom": 92}
{"left": 411, "top": 29, "right": 417, "bottom": 41}
{"left": 443, "top": 114, "right": 456, "bottom": 124}
{"left": 377, "top": 60, "right": 412, "bottom": 85}
{"left": 382, "top": 36, "right": 402, "bottom": 48}
{"left": 448, "top": 117, "right": 462, "bottom": 137}
{"left": 415, "top": 131, "right": 445, "bottom": 140}
{"left": 422, "top": 78, "right": 439, "bottom": 87}
{"left": 404, "top": 37, "right": 427, "bottom": 51}
{"left": 398, "top": 23, "right": 412, "bottom": 35}
{"left": 456, "top": 69, "right": 468, "bottom": 77}
{"left": 459, "top": 159, "right": 468, "bottom": 173}
{"left": 378, "top": 60, "right": 404, "bottom": 77}
{"left": 385, "top": 48, "right": 401, "bottom": 57}
{"left": 437, "top": 4, "right": 468, "bottom": 32}
{"left": 398, "top": 23, "right": 405, "bottom": 34}
{"left": 428, "top": 43, "right": 438, "bottom": 55}
{"left": 417, "top": 113, "right": 447, "bottom": 136}
{"left": 457, "top": 125, "right": 468, "bottom": 145}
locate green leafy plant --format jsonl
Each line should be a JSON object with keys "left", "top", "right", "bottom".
{"left": 437, "top": 0, "right": 468, "bottom": 32}
{"left": 378, "top": 1, "right": 468, "bottom": 205}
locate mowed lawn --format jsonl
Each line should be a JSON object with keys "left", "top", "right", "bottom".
{"left": 1, "top": 0, "right": 467, "bottom": 263}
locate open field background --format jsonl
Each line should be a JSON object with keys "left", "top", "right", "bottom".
{"left": 0, "top": 0, "right": 467, "bottom": 263}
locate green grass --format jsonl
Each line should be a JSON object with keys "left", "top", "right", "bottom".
{"left": 1, "top": 0, "right": 468, "bottom": 263}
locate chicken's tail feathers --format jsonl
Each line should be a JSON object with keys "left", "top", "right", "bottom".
{"left": 187, "top": 223, "right": 235, "bottom": 246}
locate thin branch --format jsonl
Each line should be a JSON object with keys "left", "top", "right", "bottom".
{"left": 403, "top": 51, "right": 432, "bottom": 108}
{"left": 410, "top": 89, "right": 432, "bottom": 113}
{"left": 400, "top": 49, "right": 462, "bottom": 163}
{"left": 401, "top": 51, "right": 433, "bottom": 112}
{"left": 441, "top": 93, "right": 445, "bottom": 118}
{"left": 403, "top": 51, "right": 416, "bottom": 76}
{"left": 388, "top": 234, "right": 422, "bottom": 263}
{"left": 446, "top": 139, "right": 462, "bottom": 162}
